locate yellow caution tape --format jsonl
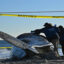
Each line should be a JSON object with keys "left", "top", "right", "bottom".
{"left": 0, "top": 47, "right": 12, "bottom": 48}
{"left": 0, "top": 14, "right": 64, "bottom": 18}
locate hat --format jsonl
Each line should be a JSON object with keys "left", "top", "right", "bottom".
{"left": 44, "top": 23, "right": 49, "bottom": 26}
{"left": 44, "top": 23, "right": 52, "bottom": 27}
{"left": 58, "top": 25, "right": 63, "bottom": 29}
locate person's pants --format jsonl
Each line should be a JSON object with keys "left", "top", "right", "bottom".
{"left": 47, "top": 38, "right": 59, "bottom": 57}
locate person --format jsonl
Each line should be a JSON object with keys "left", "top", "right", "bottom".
{"left": 58, "top": 25, "right": 64, "bottom": 55}
{"left": 33, "top": 23, "right": 60, "bottom": 57}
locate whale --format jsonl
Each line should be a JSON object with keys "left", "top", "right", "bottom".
{"left": 0, "top": 31, "right": 54, "bottom": 59}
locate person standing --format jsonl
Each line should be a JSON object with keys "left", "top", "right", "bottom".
{"left": 33, "top": 23, "right": 60, "bottom": 57}
{"left": 58, "top": 25, "right": 64, "bottom": 55}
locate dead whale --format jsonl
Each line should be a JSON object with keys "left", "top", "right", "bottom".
{"left": 0, "top": 31, "right": 54, "bottom": 59}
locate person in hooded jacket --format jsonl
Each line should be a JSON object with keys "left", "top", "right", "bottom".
{"left": 33, "top": 23, "right": 60, "bottom": 57}
{"left": 58, "top": 25, "right": 64, "bottom": 55}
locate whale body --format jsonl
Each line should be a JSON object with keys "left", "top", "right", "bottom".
{"left": 11, "top": 33, "right": 54, "bottom": 59}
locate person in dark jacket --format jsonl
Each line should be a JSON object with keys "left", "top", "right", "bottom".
{"left": 33, "top": 23, "right": 60, "bottom": 57}
{"left": 58, "top": 25, "right": 64, "bottom": 55}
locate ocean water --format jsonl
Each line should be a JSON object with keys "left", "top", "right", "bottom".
{"left": 0, "top": 40, "right": 63, "bottom": 59}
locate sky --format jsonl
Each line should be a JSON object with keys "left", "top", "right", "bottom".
{"left": 0, "top": 0, "right": 64, "bottom": 37}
